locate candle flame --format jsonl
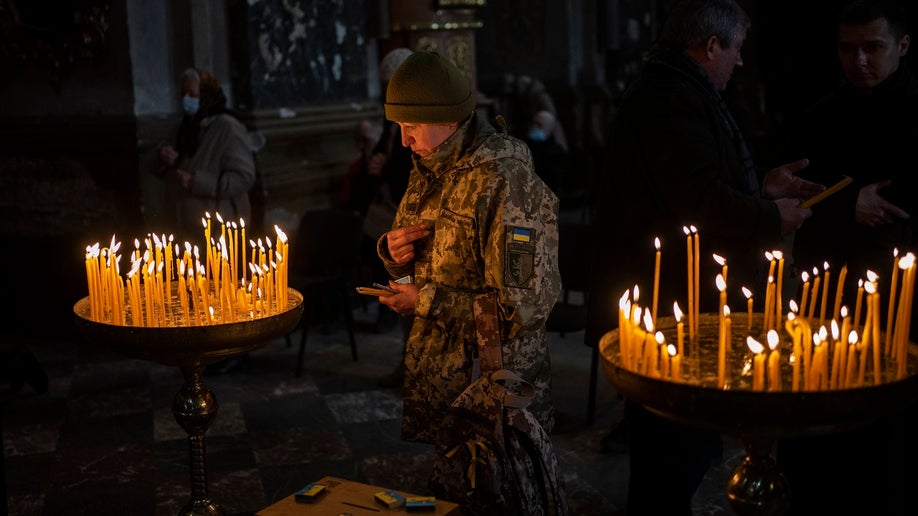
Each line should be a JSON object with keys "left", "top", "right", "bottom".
{"left": 788, "top": 311, "right": 796, "bottom": 321}
{"left": 813, "top": 266, "right": 819, "bottom": 276}
{"left": 866, "top": 269, "right": 878, "bottom": 282}
{"left": 747, "top": 336, "right": 764, "bottom": 354}
{"left": 858, "top": 278, "right": 864, "bottom": 287}
{"left": 667, "top": 343, "right": 677, "bottom": 357}
{"left": 848, "top": 330, "right": 859, "bottom": 345}
{"left": 801, "top": 270, "right": 809, "bottom": 282}
{"left": 632, "top": 285, "right": 640, "bottom": 303}
{"left": 715, "top": 273, "right": 726, "bottom": 291}
{"left": 619, "top": 291, "right": 630, "bottom": 309}
{"left": 899, "top": 253, "right": 915, "bottom": 269}
{"left": 632, "top": 306, "right": 642, "bottom": 324}
{"left": 894, "top": 247, "right": 899, "bottom": 257}
{"left": 865, "top": 281, "right": 877, "bottom": 295}
{"left": 767, "top": 329, "right": 779, "bottom": 350}
{"left": 654, "top": 237, "right": 661, "bottom": 250}
{"left": 683, "top": 226, "right": 691, "bottom": 236}
{"left": 723, "top": 304, "right": 731, "bottom": 316}
{"left": 823, "top": 261, "right": 830, "bottom": 271}
{"left": 819, "top": 325, "right": 828, "bottom": 340}
{"left": 813, "top": 333, "right": 822, "bottom": 346}
{"left": 673, "top": 301, "right": 684, "bottom": 321}
{"left": 216, "top": 212, "right": 224, "bottom": 224}
{"left": 643, "top": 310, "right": 654, "bottom": 332}
{"left": 713, "top": 253, "right": 725, "bottom": 266}
{"left": 764, "top": 250, "right": 774, "bottom": 261}
{"left": 690, "top": 225, "right": 698, "bottom": 233}
{"left": 773, "top": 249, "right": 784, "bottom": 260}
{"left": 841, "top": 305, "right": 848, "bottom": 317}
{"left": 831, "top": 319, "right": 840, "bottom": 340}
{"left": 202, "top": 218, "right": 207, "bottom": 228}
{"left": 789, "top": 299, "right": 799, "bottom": 313}
{"left": 655, "top": 331, "right": 665, "bottom": 344}
{"left": 275, "top": 225, "right": 287, "bottom": 242}
{"left": 742, "top": 286, "right": 752, "bottom": 299}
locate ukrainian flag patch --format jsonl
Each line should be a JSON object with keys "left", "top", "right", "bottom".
{"left": 506, "top": 226, "right": 535, "bottom": 288}
{"left": 512, "top": 227, "right": 531, "bottom": 243}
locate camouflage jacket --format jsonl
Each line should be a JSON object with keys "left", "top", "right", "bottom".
{"left": 377, "top": 113, "right": 561, "bottom": 443}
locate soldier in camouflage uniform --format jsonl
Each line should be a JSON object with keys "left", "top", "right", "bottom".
{"left": 375, "top": 51, "right": 561, "bottom": 444}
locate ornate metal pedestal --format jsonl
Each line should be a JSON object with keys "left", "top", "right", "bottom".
{"left": 599, "top": 314, "right": 918, "bottom": 516}
{"left": 73, "top": 289, "right": 303, "bottom": 515}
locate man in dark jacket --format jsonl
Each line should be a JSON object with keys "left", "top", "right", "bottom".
{"left": 587, "top": 1, "right": 823, "bottom": 514}
{"left": 780, "top": 2, "right": 916, "bottom": 514}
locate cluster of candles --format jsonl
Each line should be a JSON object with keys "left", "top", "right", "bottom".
{"left": 616, "top": 225, "right": 917, "bottom": 391}
{"left": 83, "top": 213, "right": 290, "bottom": 327}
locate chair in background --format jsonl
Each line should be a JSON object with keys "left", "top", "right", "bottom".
{"left": 546, "top": 222, "right": 600, "bottom": 424}
{"left": 285, "top": 208, "right": 363, "bottom": 377}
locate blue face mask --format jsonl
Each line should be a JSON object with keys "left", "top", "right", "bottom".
{"left": 182, "top": 95, "right": 200, "bottom": 115}
{"left": 528, "top": 128, "right": 547, "bottom": 142}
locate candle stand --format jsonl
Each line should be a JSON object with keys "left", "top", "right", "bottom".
{"left": 73, "top": 289, "right": 304, "bottom": 516}
{"left": 599, "top": 313, "right": 918, "bottom": 516}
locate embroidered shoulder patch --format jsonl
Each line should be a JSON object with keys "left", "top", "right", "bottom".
{"left": 505, "top": 226, "right": 535, "bottom": 288}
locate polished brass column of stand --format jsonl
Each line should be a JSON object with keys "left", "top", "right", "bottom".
{"left": 73, "top": 289, "right": 303, "bottom": 515}
{"left": 600, "top": 313, "right": 918, "bottom": 516}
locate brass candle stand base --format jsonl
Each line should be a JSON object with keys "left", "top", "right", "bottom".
{"left": 599, "top": 313, "right": 918, "bottom": 516}
{"left": 74, "top": 289, "right": 304, "bottom": 515}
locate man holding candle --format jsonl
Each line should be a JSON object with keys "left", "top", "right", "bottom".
{"left": 587, "top": 0, "right": 824, "bottom": 513}
{"left": 777, "top": 2, "right": 916, "bottom": 513}
{"left": 372, "top": 51, "right": 562, "bottom": 449}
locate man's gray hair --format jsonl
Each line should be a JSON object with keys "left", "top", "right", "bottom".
{"left": 660, "top": 0, "right": 751, "bottom": 50}
{"left": 182, "top": 68, "right": 200, "bottom": 83}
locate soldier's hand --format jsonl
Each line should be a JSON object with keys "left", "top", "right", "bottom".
{"left": 386, "top": 224, "right": 431, "bottom": 265}
{"left": 378, "top": 282, "right": 419, "bottom": 316}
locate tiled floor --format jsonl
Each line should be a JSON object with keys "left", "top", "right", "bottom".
{"left": 2, "top": 300, "right": 746, "bottom": 515}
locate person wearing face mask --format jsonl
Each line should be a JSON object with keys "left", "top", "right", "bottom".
{"left": 523, "top": 110, "right": 569, "bottom": 198}
{"left": 156, "top": 68, "right": 256, "bottom": 243}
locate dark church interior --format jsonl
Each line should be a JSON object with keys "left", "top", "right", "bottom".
{"left": 2, "top": 1, "right": 916, "bottom": 514}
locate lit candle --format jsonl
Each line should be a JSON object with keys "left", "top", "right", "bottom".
{"left": 853, "top": 278, "right": 865, "bottom": 334}
{"left": 643, "top": 311, "right": 657, "bottom": 377}
{"left": 774, "top": 250, "right": 785, "bottom": 328}
{"left": 871, "top": 285, "right": 882, "bottom": 385}
{"left": 718, "top": 304, "right": 731, "bottom": 388}
{"left": 668, "top": 302, "right": 683, "bottom": 360}
{"left": 656, "top": 331, "right": 668, "bottom": 379}
{"left": 747, "top": 336, "right": 765, "bottom": 391}
{"left": 845, "top": 330, "right": 859, "bottom": 388}
{"left": 808, "top": 267, "right": 821, "bottom": 322}
{"left": 829, "top": 319, "right": 842, "bottom": 389}
{"left": 668, "top": 344, "right": 681, "bottom": 382}
{"left": 885, "top": 249, "right": 900, "bottom": 356}
{"left": 811, "top": 333, "right": 826, "bottom": 390}
{"left": 742, "top": 286, "right": 753, "bottom": 330}
{"left": 692, "top": 225, "right": 700, "bottom": 343}
{"left": 618, "top": 291, "right": 631, "bottom": 367}
{"left": 652, "top": 237, "right": 661, "bottom": 323}
{"left": 819, "top": 261, "right": 831, "bottom": 327}
{"left": 799, "top": 270, "right": 811, "bottom": 319}
{"left": 895, "top": 254, "right": 916, "bottom": 379}
{"left": 764, "top": 251, "right": 776, "bottom": 329}
{"left": 788, "top": 312, "right": 802, "bottom": 391}
{"left": 838, "top": 306, "right": 850, "bottom": 388}
{"left": 858, "top": 280, "right": 876, "bottom": 386}
{"left": 716, "top": 273, "right": 727, "bottom": 321}
{"left": 713, "top": 253, "right": 728, "bottom": 285}
{"left": 684, "top": 226, "right": 694, "bottom": 342}
{"left": 767, "top": 330, "right": 781, "bottom": 391}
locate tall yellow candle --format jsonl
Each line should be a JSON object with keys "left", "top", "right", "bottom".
{"left": 767, "top": 330, "right": 781, "bottom": 392}
{"left": 819, "top": 262, "right": 831, "bottom": 326}
{"left": 774, "top": 250, "right": 785, "bottom": 327}
{"left": 656, "top": 331, "right": 668, "bottom": 379}
{"left": 652, "top": 237, "right": 661, "bottom": 323}
{"left": 763, "top": 276, "right": 775, "bottom": 331}
{"left": 799, "top": 270, "right": 811, "bottom": 320}
{"left": 808, "top": 268, "right": 821, "bottom": 323}
{"left": 642, "top": 311, "right": 656, "bottom": 376}
{"left": 673, "top": 302, "right": 685, "bottom": 357}
{"left": 684, "top": 226, "right": 694, "bottom": 342}
{"left": 853, "top": 279, "right": 865, "bottom": 334}
{"left": 618, "top": 292, "right": 631, "bottom": 367}
{"left": 742, "top": 286, "right": 753, "bottom": 330}
{"left": 692, "top": 225, "right": 700, "bottom": 343}
{"left": 787, "top": 312, "right": 802, "bottom": 391}
{"left": 871, "top": 291, "right": 882, "bottom": 385}
{"left": 747, "top": 336, "right": 766, "bottom": 391}
{"left": 668, "top": 344, "right": 681, "bottom": 382}
{"left": 885, "top": 249, "right": 900, "bottom": 356}
{"left": 845, "top": 331, "right": 859, "bottom": 388}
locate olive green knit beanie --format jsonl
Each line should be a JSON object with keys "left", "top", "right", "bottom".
{"left": 385, "top": 51, "right": 475, "bottom": 123}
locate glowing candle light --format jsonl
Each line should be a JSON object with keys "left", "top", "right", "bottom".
{"left": 764, "top": 251, "right": 776, "bottom": 330}
{"left": 742, "top": 286, "right": 753, "bottom": 330}
{"left": 673, "top": 301, "right": 685, "bottom": 357}
{"left": 895, "top": 253, "right": 916, "bottom": 378}
{"left": 829, "top": 319, "right": 842, "bottom": 389}
{"left": 811, "top": 332, "right": 826, "bottom": 390}
{"left": 767, "top": 330, "right": 781, "bottom": 391}
{"left": 716, "top": 273, "right": 727, "bottom": 319}
{"left": 859, "top": 280, "right": 877, "bottom": 385}
{"left": 788, "top": 312, "right": 802, "bottom": 391}
{"left": 668, "top": 343, "right": 681, "bottom": 382}
{"left": 839, "top": 306, "right": 850, "bottom": 388}
{"left": 718, "top": 304, "right": 731, "bottom": 388}
{"left": 871, "top": 286, "right": 882, "bottom": 385}
{"left": 618, "top": 291, "right": 631, "bottom": 367}
{"left": 808, "top": 267, "right": 821, "bottom": 322}
{"left": 747, "top": 336, "right": 766, "bottom": 391}
{"left": 652, "top": 237, "right": 661, "bottom": 323}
